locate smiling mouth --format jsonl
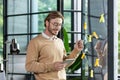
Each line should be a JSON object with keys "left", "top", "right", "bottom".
{"left": 53, "top": 29, "right": 59, "bottom": 31}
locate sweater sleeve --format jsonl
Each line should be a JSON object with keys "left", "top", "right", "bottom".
{"left": 25, "top": 39, "right": 55, "bottom": 73}
{"left": 63, "top": 48, "right": 80, "bottom": 67}
{"left": 63, "top": 41, "right": 80, "bottom": 60}
{"left": 64, "top": 48, "right": 79, "bottom": 60}
{"left": 67, "top": 48, "right": 80, "bottom": 58}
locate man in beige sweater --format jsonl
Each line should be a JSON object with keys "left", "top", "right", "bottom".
{"left": 25, "top": 11, "right": 84, "bottom": 80}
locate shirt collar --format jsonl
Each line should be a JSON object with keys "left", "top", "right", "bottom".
{"left": 42, "top": 32, "right": 57, "bottom": 40}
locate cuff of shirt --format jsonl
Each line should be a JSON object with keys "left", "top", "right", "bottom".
{"left": 46, "top": 63, "right": 55, "bottom": 72}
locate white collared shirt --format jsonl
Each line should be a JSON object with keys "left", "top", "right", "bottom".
{"left": 42, "top": 32, "right": 57, "bottom": 40}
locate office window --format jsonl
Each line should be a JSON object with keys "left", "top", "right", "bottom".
{"left": 0, "top": 0, "right": 3, "bottom": 70}
{"left": 4, "top": 0, "right": 117, "bottom": 80}
{"left": 4, "top": 0, "right": 58, "bottom": 79}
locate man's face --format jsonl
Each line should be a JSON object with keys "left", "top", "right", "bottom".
{"left": 46, "top": 18, "right": 62, "bottom": 36}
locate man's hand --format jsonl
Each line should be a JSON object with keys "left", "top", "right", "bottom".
{"left": 74, "top": 40, "right": 84, "bottom": 51}
{"left": 54, "top": 62, "right": 66, "bottom": 71}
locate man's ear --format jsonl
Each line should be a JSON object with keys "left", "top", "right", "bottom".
{"left": 45, "top": 20, "right": 49, "bottom": 27}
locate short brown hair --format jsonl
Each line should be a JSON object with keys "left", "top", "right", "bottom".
{"left": 44, "top": 11, "right": 64, "bottom": 27}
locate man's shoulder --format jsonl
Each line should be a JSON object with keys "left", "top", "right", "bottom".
{"left": 29, "top": 34, "right": 43, "bottom": 42}
{"left": 56, "top": 37, "right": 63, "bottom": 41}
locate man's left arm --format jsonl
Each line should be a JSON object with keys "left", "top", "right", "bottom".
{"left": 64, "top": 40, "right": 84, "bottom": 59}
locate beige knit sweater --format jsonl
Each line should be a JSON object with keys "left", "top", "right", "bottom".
{"left": 25, "top": 34, "right": 79, "bottom": 80}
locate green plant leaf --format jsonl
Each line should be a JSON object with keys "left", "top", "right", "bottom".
{"left": 68, "top": 53, "right": 82, "bottom": 73}
{"left": 62, "top": 27, "right": 70, "bottom": 52}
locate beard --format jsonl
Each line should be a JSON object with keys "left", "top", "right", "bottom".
{"left": 48, "top": 25, "right": 60, "bottom": 36}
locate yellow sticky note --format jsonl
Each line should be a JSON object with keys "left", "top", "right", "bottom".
{"left": 88, "top": 35, "right": 92, "bottom": 42}
{"left": 81, "top": 53, "right": 85, "bottom": 59}
{"left": 99, "top": 14, "right": 105, "bottom": 23}
{"left": 94, "top": 58, "right": 100, "bottom": 67}
{"left": 83, "top": 22, "right": 87, "bottom": 30}
{"left": 90, "top": 70, "right": 94, "bottom": 78}
{"left": 92, "top": 32, "right": 99, "bottom": 39}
